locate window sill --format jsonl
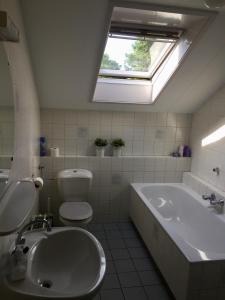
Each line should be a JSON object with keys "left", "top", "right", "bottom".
{"left": 93, "top": 78, "right": 152, "bottom": 104}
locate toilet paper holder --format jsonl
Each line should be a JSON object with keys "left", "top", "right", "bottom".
{"left": 20, "top": 177, "right": 44, "bottom": 189}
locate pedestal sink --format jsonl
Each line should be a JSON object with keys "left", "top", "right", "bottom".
{"left": 3, "top": 227, "right": 106, "bottom": 299}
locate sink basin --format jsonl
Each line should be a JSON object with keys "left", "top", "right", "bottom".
{"left": 4, "top": 227, "right": 106, "bottom": 299}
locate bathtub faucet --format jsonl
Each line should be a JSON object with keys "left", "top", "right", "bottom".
{"left": 202, "top": 193, "right": 224, "bottom": 207}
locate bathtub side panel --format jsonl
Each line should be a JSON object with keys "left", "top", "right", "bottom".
{"left": 130, "top": 188, "right": 189, "bottom": 300}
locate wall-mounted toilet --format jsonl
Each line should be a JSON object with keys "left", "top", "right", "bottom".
{"left": 57, "top": 169, "right": 93, "bottom": 226}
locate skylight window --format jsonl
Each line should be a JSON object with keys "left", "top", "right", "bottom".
{"left": 99, "top": 26, "right": 179, "bottom": 80}
{"left": 93, "top": 5, "right": 211, "bottom": 105}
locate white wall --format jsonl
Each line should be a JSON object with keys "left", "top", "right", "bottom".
{"left": 0, "top": 0, "right": 40, "bottom": 256}
{"left": 1, "top": 0, "right": 40, "bottom": 181}
{"left": 0, "top": 108, "right": 14, "bottom": 157}
{"left": 191, "top": 84, "right": 225, "bottom": 191}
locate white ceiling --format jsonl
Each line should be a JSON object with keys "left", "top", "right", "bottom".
{"left": 20, "top": 0, "right": 225, "bottom": 113}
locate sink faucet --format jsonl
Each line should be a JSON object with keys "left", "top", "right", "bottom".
{"left": 8, "top": 218, "right": 51, "bottom": 281}
{"left": 202, "top": 193, "right": 224, "bottom": 208}
{"left": 9, "top": 219, "right": 51, "bottom": 281}
{"left": 15, "top": 218, "right": 51, "bottom": 246}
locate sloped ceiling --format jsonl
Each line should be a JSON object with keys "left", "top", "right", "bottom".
{"left": 20, "top": 0, "right": 225, "bottom": 113}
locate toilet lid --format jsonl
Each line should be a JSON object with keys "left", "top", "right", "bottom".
{"left": 59, "top": 202, "right": 93, "bottom": 221}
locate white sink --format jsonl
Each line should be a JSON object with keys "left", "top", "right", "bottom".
{"left": 4, "top": 227, "right": 106, "bottom": 299}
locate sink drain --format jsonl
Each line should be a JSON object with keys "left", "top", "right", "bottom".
{"left": 38, "top": 279, "right": 53, "bottom": 289}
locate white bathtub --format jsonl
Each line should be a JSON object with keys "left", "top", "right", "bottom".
{"left": 130, "top": 182, "right": 225, "bottom": 300}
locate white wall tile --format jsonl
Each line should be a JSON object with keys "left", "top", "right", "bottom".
{"left": 52, "top": 109, "right": 65, "bottom": 124}
{"left": 144, "top": 157, "right": 155, "bottom": 171}
{"left": 64, "top": 157, "right": 77, "bottom": 169}
{"left": 89, "top": 111, "right": 100, "bottom": 125}
{"left": 52, "top": 124, "right": 64, "bottom": 139}
{"left": 100, "top": 157, "right": 111, "bottom": 171}
{"left": 64, "top": 139, "right": 77, "bottom": 155}
{"left": 101, "top": 112, "right": 112, "bottom": 126}
{"left": 65, "top": 125, "right": 77, "bottom": 139}
{"left": 132, "top": 141, "right": 144, "bottom": 156}
{"left": 88, "top": 157, "right": 100, "bottom": 171}
{"left": 65, "top": 111, "right": 78, "bottom": 125}
{"left": 122, "top": 157, "right": 134, "bottom": 172}
{"left": 77, "top": 139, "right": 89, "bottom": 155}
{"left": 77, "top": 157, "right": 89, "bottom": 169}
{"left": 132, "top": 157, "right": 145, "bottom": 171}
{"left": 78, "top": 111, "right": 89, "bottom": 125}
{"left": 111, "top": 157, "right": 123, "bottom": 171}
{"left": 143, "top": 172, "right": 154, "bottom": 182}
{"left": 132, "top": 172, "right": 144, "bottom": 183}
{"left": 167, "top": 113, "right": 177, "bottom": 127}
{"left": 134, "top": 112, "right": 147, "bottom": 126}
{"left": 41, "top": 109, "right": 191, "bottom": 157}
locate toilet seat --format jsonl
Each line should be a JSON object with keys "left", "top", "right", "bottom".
{"left": 59, "top": 202, "right": 93, "bottom": 221}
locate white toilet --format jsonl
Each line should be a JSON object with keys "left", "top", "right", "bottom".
{"left": 57, "top": 169, "right": 93, "bottom": 226}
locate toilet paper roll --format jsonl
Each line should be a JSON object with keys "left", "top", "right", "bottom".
{"left": 50, "top": 147, "right": 59, "bottom": 157}
{"left": 33, "top": 177, "right": 44, "bottom": 189}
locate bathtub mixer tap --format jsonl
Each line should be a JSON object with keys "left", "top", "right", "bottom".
{"left": 202, "top": 193, "right": 224, "bottom": 207}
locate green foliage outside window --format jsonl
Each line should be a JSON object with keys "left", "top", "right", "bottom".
{"left": 101, "top": 53, "right": 121, "bottom": 70}
{"left": 124, "top": 40, "right": 152, "bottom": 72}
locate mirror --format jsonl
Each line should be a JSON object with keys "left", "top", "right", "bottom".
{"left": 0, "top": 43, "right": 14, "bottom": 192}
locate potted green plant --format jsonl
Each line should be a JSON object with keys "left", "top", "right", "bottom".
{"left": 94, "top": 138, "right": 108, "bottom": 157}
{"left": 111, "top": 138, "right": 125, "bottom": 157}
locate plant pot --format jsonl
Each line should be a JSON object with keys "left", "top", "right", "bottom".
{"left": 96, "top": 147, "right": 105, "bottom": 157}
{"left": 113, "top": 147, "right": 122, "bottom": 157}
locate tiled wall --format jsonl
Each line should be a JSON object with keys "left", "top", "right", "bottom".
{"left": 0, "top": 107, "right": 14, "bottom": 156}
{"left": 40, "top": 156, "right": 191, "bottom": 223}
{"left": 191, "top": 85, "right": 225, "bottom": 191}
{"left": 39, "top": 109, "right": 192, "bottom": 223}
{"left": 41, "top": 109, "right": 192, "bottom": 156}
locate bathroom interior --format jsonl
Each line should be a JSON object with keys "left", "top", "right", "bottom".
{"left": 0, "top": 0, "right": 225, "bottom": 299}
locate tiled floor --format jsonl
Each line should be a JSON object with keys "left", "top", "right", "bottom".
{"left": 87, "top": 222, "right": 175, "bottom": 300}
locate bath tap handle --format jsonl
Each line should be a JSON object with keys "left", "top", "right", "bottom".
{"left": 203, "top": 193, "right": 224, "bottom": 208}
{"left": 210, "top": 198, "right": 224, "bottom": 206}
{"left": 202, "top": 193, "right": 216, "bottom": 201}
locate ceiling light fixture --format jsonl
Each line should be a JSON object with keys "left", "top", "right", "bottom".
{"left": 204, "top": 0, "right": 225, "bottom": 8}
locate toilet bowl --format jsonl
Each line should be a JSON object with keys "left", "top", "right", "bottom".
{"left": 57, "top": 169, "right": 93, "bottom": 226}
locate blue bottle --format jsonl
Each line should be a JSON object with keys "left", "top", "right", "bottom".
{"left": 40, "top": 136, "right": 47, "bottom": 157}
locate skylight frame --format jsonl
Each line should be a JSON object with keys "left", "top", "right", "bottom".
{"left": 99, "top": 29, "right": 180, "bottom": 80}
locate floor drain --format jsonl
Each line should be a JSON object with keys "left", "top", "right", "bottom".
{"left": 38, "top": 279, "right": 53, "bottom": 289}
